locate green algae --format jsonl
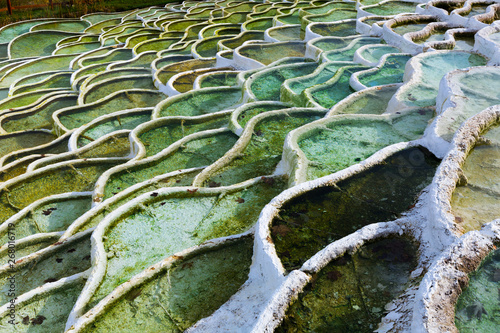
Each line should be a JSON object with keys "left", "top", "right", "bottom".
{"left": 156, "top": 87, "right": 241, "bottom": 118}
{"left": 125, "top": 33, "right": 163, "bottom": 48}
{"left": 79, "top": 49, "right": 133, "bottom": 67}
{"left": 198, "top": 71, "right": 239, "bottom": 88}
{"left": 156, "top": 58, "right": 216, "bottom": 85}
{"left": 0, "top": 237, "right": 57, "bottom": 264}
{"left": 53, "top": 42, "right": 102, "bottom": 55}
{"left": 134, "top": 38, "right": 181, "bottom": 55}
{"left": 153, "top": 55, "right": 193, "bottom": 72}
{"left": 363, "top": 1, "right": 417, "bottom": 15}
{"left": 358, "top": 54, "right": 411, "bottom": 87}
{"left": 103, "top": 131, "right": 238, "bottom": 199}
{"left": 323, "top": 38, "right": 381, "bottom": 62}
{"left": 238, "top": 42, "right": 306, "bottom": 65}
{"left": 210, "top": 11, "right": 250, "bottom": 24}
{"left": 451, "top": 124, "right": 500, "bottom": 232}
{"left": 56, "top": 90, "right": 164, "bottom": 130}
{"left": 73, "top": 170, "right": 203, "bottom": 235}
{"left": 138, "top": 115, "right": 230, "bottom": 157}
{"left": 158, "top": 42, "right": 195, "bottom": 57}
{"left": 172, "top": 68, "right": 234, "bottom": 93}
{"left": 272, "top": 147, "right": 440, "bottom": 271}
{"left": 1, "top": 95, "right": 78, "bottom": 133}
{"left": 219, "top": 31, "right": 265, "bottom": 50}
{"left": 309, "top": 20, "right": 358, "bottom": 37}
{"left": 84, "top": 18, "right": 123, "bottom": 34}
{"left": 219, "top": 50, "right": 234, "bottom": 60}
{"left": 0, "top": 131, "right": 56, "bottom": 159}
{"left": 224, "top": 2, "right": 256, "bottom": 13}
{"left": 303, "top": 9, "right": 358, "bottom": 29}
{"left": 78, "top": 111, "right": 153, "bottom": 147}
{"left": 329, "top": 86, "right": 398, "bottom": 116}
{"left": 0, "top": 160, "right": 121, "bottom": 224}
{"left": 94, "top": 177, "right": 286, "bottom": 306}
{"left": 35, "top": 134, "right": 132, "bottom": 170}
{"left": 155, "top": 15, "right": 187, "bottom": 30}
{"left": 298, "top": 115, "right": 430, "bottom": 181}
{"left": 186, "top": 8, "right": 213, "bottom": 19}
{"left": 283, "top": 61, "right": 353, "bottom": 106}
{"left": 0, "top": 235, "right": 90, "bottom": 305}
{"left": 308, "top": 36, "right": 359, "bottom": 53}
{"left": 268, "top": 25, "right": 303, "bottom": 42}
{"left": 9, "top": 31, "right": 80, "bottom": 58}
{"left": 74, "top": 133, "right": 132, "bottom": 158}
{"left": 455, "top": 245, "right": 500, "bottom": 332}
{"left": 164, "top": 19, "right": 206, "bottom": 32}
{"left": 11, "top": 73, "right": 72, "bottom": 96}
{"left": 71, "top": 63, "right": 110, "bottom": 88}
{"left": 358, "top": 45, "right": 401, "bottom": 64}
{"left": 308, "top": 65, "right": 370, "bottom": 108}
{"left": 249, "top": 62, "right": 318, "bottom": 101}
{"left": 109, "top": 52, "right": 158, "bottom": 70}
{"left": 248, "top": 7, "right": 279, "bottom": 19}
{"left": 0, "top": 55, "right": 76, "bottom": 89}
{"left": 83, "top": 11, "right": 133, "bottom": 23}
{"left": 277, "top": 237, "right": 418, "bottom": 332}
{"left": 0, "top": 90, "right": 68, "bottom": 114}
{"left": 0, "top": 134, "right": 70, "bottom": 166}
{"left": 275, "top": 9, "right": 302, "bottom": 25}
{"left": 83, "top": 237, "right": 254, "bottom": 332}
{"left": 31, "top": 20, "right": 90, "bottom": 33}
{"left": 0, "top": 19, "right": 73, "bottom": 44}
{"left": 243, "top": 17, "right": 274, "bottom": 31}
{"left": 301, "top": 1, "right": 356, "bottom": 16}
{"left": 82, "top": 68, "right": 151, "bottom": 90}
{"left": 100, "top": 22, "right": 144, "bottom": 40}
{"left": 392, "top": 22, "right": 430, "bottom": 35}
{"left": 235, "top": 102, "right": 290, "bottom": 128}
{"left": 0, "top": 279, "right": 85, "bottom": 333}
{"left": 0, "top": 156, "right": 41, "bottom": 182}
{"left": 58, "top": 35, "right": 99, "bottom": 46}
{"left": 207, "top": 111, "right": 325, "bottom": 186}
{"left": 195, "top": 35, "right": 236, "bottom": 58}
{"left": 200, "top": 24, "right": 240, "bottom": 39}
{"left": 0, "top": 58, "right": 34, "bottom": 79}
{"left": 216, "top": 27, "right": 239, "bottom": 35}
{"left": 116, "top": 28, "right": 161, "bottom": 43}
{"left": 82, "top": 76, "right": 156, "bottom": 104}
{"left": 71, "top": 46, "right": 114, "bottom": 69}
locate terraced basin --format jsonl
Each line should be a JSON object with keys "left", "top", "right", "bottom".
{"left": 271, "top": 146, "right": 439, "bottom": 270}
{"left": 0, "top": 2, "right": 497, "bottom": 332}
{"left": 455, "top": 245, "right": 500, "bottom": 332}
{"left": 277, "top": 236, "right": 418, "bottom": 332}
{"left": 451, "top": 121, "right": 500, "bottom": 232}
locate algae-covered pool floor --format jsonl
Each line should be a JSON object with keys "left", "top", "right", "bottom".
{"left": 0, "top": 0, "right": 498, "bottom": 332}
